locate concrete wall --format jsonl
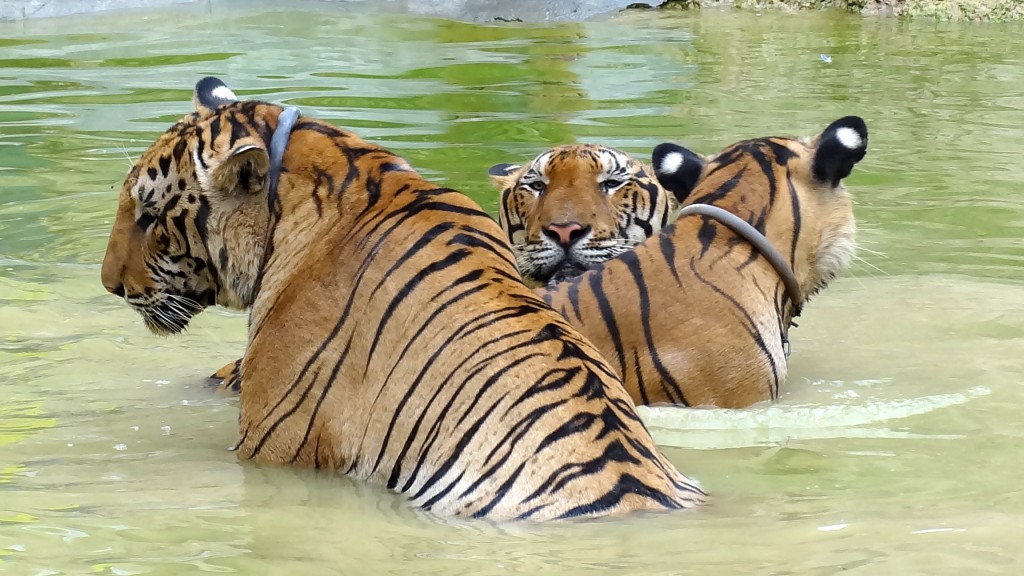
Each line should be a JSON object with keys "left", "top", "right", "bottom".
{"left": 1, "top": 0, "right": 197, "bottom": 20}
{"left": 3, "top": 0, "right": 1022, "bottom": 22}
{"left": 0, "top": 0, "right": 642, "bottom": 22}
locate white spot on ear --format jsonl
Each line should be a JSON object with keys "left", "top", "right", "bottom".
{"left": 835, "top": 126, "right": 863, "bottom": 150}
{"left": 658, "top": 151, "right": 685, "bottom": 175}
{"left": 211, "top": 85, "right": 238, "bottom": 102}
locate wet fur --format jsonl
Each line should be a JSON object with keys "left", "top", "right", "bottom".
{"left": 529, "top": 119, "right": 867, "bottom": 408}
{"left": 100, "top": 78, "right": 704, "bottom": 520}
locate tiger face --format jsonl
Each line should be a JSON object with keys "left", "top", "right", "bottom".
{"left": 489, "top": 145, "right": 679, "bottom": 286}
{"left": 101, "top": 82, "right": 275, "bottom": 335}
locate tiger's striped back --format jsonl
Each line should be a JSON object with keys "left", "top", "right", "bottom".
{"left": 100, "top": 78, "right": 704, "bottom": 520}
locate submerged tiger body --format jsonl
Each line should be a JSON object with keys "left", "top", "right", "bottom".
{"left": 100, "top": 77, "right": 703, "bottom": 520}
{"left": 496, "top": 119, "right": 868, "bottom": 408}
{"left": 489, "top": 145, "right": 680, "bottom": 287}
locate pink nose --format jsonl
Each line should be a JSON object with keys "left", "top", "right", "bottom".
{"left": 544, "top": 222, "right": 587, "bottom": 246}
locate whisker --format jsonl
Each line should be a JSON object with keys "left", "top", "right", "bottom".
{"left": 119, "top": 142, "right": 136, "bottom": 168}
{"left": 851, "top": 254, "right": 887, "bottom": 276}
{"left": 843, "top": 268, "right": 868, "bottom": 289}
{"left": 170, "top": 296, "right": 203, "bottom": 312}
{"left": 855, "top": 245, "right": 887, "bottom": 258}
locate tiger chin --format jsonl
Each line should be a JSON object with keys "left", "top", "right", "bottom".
{"left": 100, "top": 77, "right": 704, "bottom": 520}
{"left": 499, "top": 118, "right": 867, "bottom": 409}
{"left": 487, "top": 144, "right": 681, "bottom": 288}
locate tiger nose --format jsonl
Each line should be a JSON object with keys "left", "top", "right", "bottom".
{"left": 543, "top": 222, "right": 590, "bottom": 247}
{"left": 103, "top": 280, "right": 126, "bottom": 298}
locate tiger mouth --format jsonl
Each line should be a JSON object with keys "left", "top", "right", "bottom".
{"left": 538, "top": 258, "right": 591, "bottom": 286}
{"left": 128, "top": 292, "right": 209, "bottom": 336}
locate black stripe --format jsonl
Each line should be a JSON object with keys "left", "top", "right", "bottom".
{"left": 244, "top": 203, "right": 392, "bottom": 453}
{"left": 413, "top": 385, "right": 514, "bottom": 510}
{"left": 448, "top": 228, "right": 517, "bottom": 271}
{"left": 289, "top": 334, "right": 355, "bottom": 463}
{"left": 463, "top": 397, "right": 569, "bottom": 503}
{"left": 587, "top": 265, "right": 627, "bottom": 378}
{"left": 378, "top": 283, "right": 515, "bottom": 489}
{"left": 689, "top": 258, "right": 780, "bottom": 398}
{"left": 227, "top": 113, "right": 248, "bottom": 148}
{"left": 521, "top": 438, "right": 639, "bottom": 506}
{"left": 504, "top": 367, "right": 580, "bottom": 414}
{"left": 556, "top": 472, "right": 684, "bottom": 519}
{"left": 194, "top": 126, "right": 208, "bottom": 169}
{"left": 470, "top": 460, "right": 531, "bottom": 518}
{"left": 352, "top": 194, "right": 492, "bottom": 259}
{"left": 158, "top": 155, "right": 171, "bottom": 178}
{"left": 208, "top": 116, "right": 222, "bottom": 149}
{"left": 567, "top": 280, "right": 583, "bottom": 322}
{"left": 364, "top": 245, "right": 471, "bottom": 372}
{"left": 620, "top": 250, "right": 688, "bottom": 405}
{"left": 632, "top": 349, "right": 651, "bottom": 406}
{"left": 787, "top": 175, "right": 802, "bottom": 272}
{"left": 396, "top": 330, "right": 537, "bottom": 493}
{"left": 377, "top": 306, "right": 546, "bottom": 481}
{"left": 658, "top": 223, "right": 681, "bottom": 285}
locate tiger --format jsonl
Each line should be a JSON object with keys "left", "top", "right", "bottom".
{"left": 99, "top": 76, "right": 704, "bottom": 520}
{"left": 488, "top": 144, "right": 682, "bottom": 287}
{"left": 494, "top": 118, "right": 868, "bottom": 408}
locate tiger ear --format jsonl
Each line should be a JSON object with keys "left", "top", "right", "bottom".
{"left": 487, "top": 163, "right": 521, "bottom": 190}
{"left": 199, "top": 142, "right": 270, "bottom": 195}
{"left": 811, "top": 116, "right": 868, "bottom": 187}
{"left": 652, "top": 143, "right": 705, "bottom": 204}
{"left": 193, "top": 76, "right": 239, "bottom": 115}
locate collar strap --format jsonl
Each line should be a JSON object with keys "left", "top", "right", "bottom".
{"left": 250, "top": 105, "right": 302, "bottom": 301}
{"left": 267, "top": 106, "right": 301, "bottom": 199}
{"left": 677, "top": 203, "right": 804, "bottom": 319}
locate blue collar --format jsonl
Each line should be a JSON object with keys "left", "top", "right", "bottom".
{"left": 267, "top": 106, "right": 301, "bottom": 201}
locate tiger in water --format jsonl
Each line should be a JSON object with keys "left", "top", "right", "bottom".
{"left": 100, "top": 77, "right": 705, "bottom": 520}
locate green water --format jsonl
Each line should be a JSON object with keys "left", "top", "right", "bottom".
{"left": 2, "top": 4, "right": 1024, "bottom": 574}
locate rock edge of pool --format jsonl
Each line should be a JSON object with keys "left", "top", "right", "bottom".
{"left": 2, "top": 0, "right": 1023, "bottom": 22}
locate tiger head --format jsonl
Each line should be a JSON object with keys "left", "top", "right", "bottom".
{"left": 488, "top": 144, "right": 681, "bottom": 286}
{"left": 100, "top": 78, "right": 280, "bottom": 334}
{"left": 653, "top": 115, "right": 868, "bottom": 302}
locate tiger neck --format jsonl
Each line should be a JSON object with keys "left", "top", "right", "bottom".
{"left": 245, "top": 136, "right": 423, "bottom": 329}
{"left": 675, "top": 212, "right": 801, "bottom": 329}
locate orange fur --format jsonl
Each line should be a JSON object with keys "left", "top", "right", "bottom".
{"left": 100, "top": 78, "right": 704, "bottom": 520}
{"left": 500, "top": 122, "right": 867, "bottom": 408}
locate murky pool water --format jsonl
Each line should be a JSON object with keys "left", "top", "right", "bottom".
{"left": 2, "top": 5, "right": 1023, "bottom": 574}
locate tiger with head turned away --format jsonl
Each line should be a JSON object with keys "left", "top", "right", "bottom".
{"left": 491, "top": 118, "right": 868, "bottom": 409}
{"left": 487, "top": 144, "right": 683, "bottom": 287}
{"left": 99, "top": 77, "right": 704, "bottom": 520}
